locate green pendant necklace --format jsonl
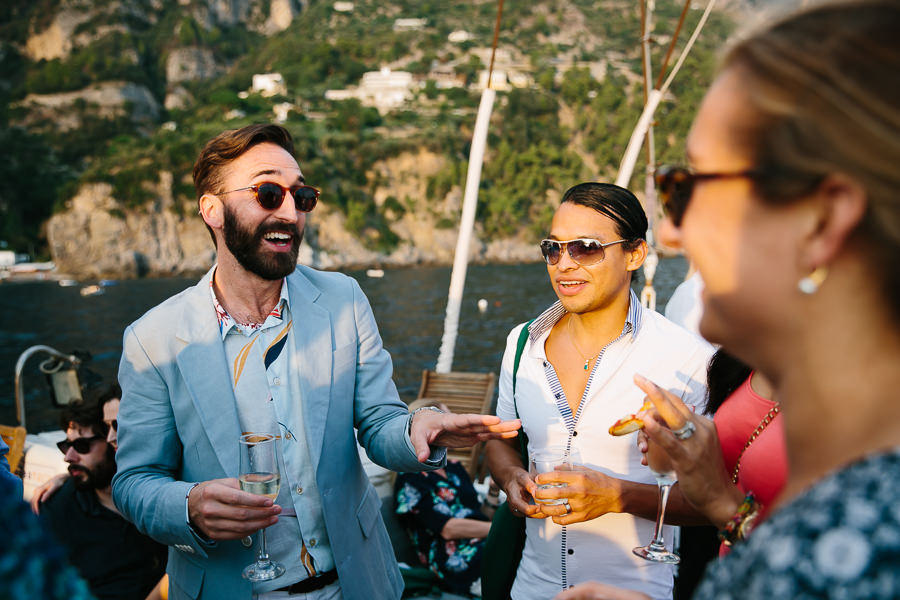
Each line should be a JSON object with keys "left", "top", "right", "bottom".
{"left": 568, "top": 317, "right": 601, "bottom": 371}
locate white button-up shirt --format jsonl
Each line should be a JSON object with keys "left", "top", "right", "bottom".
{"left": 496, "top": 292, "right": 713, "bottom": 600}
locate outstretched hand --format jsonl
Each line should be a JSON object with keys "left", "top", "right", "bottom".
{"left": 409, "top": 411, "right": 520, "bottom": 462}
{"left": 633, "top": 374, "right": 743, "bottom": 527}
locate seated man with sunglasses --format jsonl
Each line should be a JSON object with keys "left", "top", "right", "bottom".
{"left": 486, "top": 182, "right": 713, "bottom": 600}
{"left": 32, "top": 385, "right": 124, "bottom": 514}
{"left": 113, "top": 123, "right": 520, "bottom": 600}
{"left": 39, "top": 402, "right": 167, "bottom": 600}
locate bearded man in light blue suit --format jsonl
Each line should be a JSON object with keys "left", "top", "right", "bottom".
{"left": 113, "top": 124, "right": 520, "bottom": 600}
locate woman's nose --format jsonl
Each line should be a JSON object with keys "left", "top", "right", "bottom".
{"left": 656, "top": 216, "right": 683, "bottom": 250}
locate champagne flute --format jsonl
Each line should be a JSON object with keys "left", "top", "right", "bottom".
{"left": 239, "top": 433, "right": 285, "bottom": 581}
{"left": 633, "top": 437, "right": 680, "bottom": 563}
{"left": 530, "top": 446, "right": 572, "bottom": 506}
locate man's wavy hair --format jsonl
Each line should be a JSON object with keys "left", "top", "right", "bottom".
{"left": 192, "top": 124, "right": 296, "bottom": 245}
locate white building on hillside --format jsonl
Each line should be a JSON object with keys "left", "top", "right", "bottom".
{"left": 333, "top": 2, "right": 354, "bottom": 12}
{"left": 251, "top": 73, "right": 287, "bottom": 97}
{"left": 325, "top": 68, "right": 415, "bottom": 113}
{"left": 393, "top": 18, "right": 427, "bottom": 31}
{"left": 448, "top": 30, "right": 473, "bottom": 43}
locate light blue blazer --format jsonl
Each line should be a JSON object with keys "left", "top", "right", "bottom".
{"left": 113, "top": 266, "right": 430, "bottom": 600}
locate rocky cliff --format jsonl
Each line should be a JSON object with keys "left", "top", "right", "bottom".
{"left": 47, "top": 150, "right": 538, "bottom": 278}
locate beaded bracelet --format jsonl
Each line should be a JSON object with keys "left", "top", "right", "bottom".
{"left": 718, "top": 492, "right": 761, "bottom": 547}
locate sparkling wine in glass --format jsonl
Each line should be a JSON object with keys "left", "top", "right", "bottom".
{"left": 239, "top": 433, "right": 286, "bottom": 581}
{"left": 530, "top": 446, "right": 572, "bottom": 506}
{"left": 633, "top": 438, "right": 680, "bottom": 564}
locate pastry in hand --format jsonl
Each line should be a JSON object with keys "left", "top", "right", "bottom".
{"left": 608, "top": 400, "right": 652, "bottom": 436}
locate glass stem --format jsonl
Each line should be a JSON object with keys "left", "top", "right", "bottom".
{"left": 258, "top": 528, "right": 270, "bottom": 563}
{"left": 650, "top": 483, "right": 672, "bottom": 548}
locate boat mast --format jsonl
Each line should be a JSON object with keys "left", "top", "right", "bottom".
{"left": 436, "top": 0, "right": 504, "bottom": 374}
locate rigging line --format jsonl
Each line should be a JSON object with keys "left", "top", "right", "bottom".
{"left": 640, "top": 0, "right": 655, "bottom": 165}
{"left": 613, "top": 0, "right": 716, "bottom": 189}
{"left": 659, "top": 0, "right": 717, "bottom": 95}
{"left": 655, "top": 0, "right": 692, "bottom": 90}
{"left": 487, "top": 0, "right": 505, "bottom": 91}
{"left": 640, "top": 0, "right": 649, "bottom": 104}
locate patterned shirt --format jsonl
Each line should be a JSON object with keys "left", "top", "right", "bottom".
{"left": 396, "top": 461, "right": 488, "bottom": 594}
{"left": 211, "top": 271, "right": 334, "bottom": 593}
{"left": 695, "top": 448, "right": 900, "bottom": 599}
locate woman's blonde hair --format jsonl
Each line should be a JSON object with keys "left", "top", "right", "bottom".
{"left": 721, "top": 0, "right": 900, "bottom": 315}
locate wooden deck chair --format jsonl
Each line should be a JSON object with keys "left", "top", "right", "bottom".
{"left": 0, "top": 425, "right": 27, "bottom": 475}
{"left": 415, "top": 370, "right": 496, "bottom": 481}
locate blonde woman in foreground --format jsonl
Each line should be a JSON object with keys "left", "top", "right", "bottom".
{"left": 558, "top": 1, "right": 900, "bottom": 598}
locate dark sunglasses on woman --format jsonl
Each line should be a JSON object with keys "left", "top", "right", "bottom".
{"left": 220, "top": 182, "right": 320, "bottom": 212}
{"left": 57, "top": 435, "right": 105, "bottom": 455}
{"left": 655, "top": 165, "right": 763, "bottom": 226}
{"left": 540, "top": 238, "right": 627, "bottom": 266}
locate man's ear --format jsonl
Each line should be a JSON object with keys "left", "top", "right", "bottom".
{"left": 199, "top": 193, "right": 224, "bottom": 230}
{"left": 801, "top": 173, "right": 867, "bottom": 271}
{"left": 626, "top": 239, "right": 649, "bottom": 272}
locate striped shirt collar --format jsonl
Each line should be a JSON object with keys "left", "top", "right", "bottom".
{"left": 209, "top": 266, "right": 291, "bottom": 339}
{"left": 527, "top": 289, "right": 643, "bottom": 344}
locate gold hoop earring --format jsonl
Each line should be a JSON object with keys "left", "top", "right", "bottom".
{"left": 798, "top": 266, "right": 828, "bottom": 295}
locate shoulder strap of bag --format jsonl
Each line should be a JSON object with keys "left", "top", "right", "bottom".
{"left": 512, "top": 320, "right": 534, "bottom": 464}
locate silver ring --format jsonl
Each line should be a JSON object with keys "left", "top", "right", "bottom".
{"left": 563, "top": 501, "right": 572, "bottom": 514}
{"left": 673, "top": 420, "right": 696, "bottom": 440}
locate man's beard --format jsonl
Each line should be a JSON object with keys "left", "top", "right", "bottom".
{"left": 223, "top": 204, "right": 302, "bottom": 280}
{"left": 69, "top": 445, "right": 116, "bottom": 491}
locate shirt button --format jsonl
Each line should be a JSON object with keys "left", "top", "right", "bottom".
{"left": 296, "top": 485, "right": 304, "bottom": 495}
{"left": 543, "top": 361, "right": 548, "bottom": 367}
{"left": 285, "top": 432, "right": 293, "bottom": 440}
{"left": 309, "top": 538, "right": 317, "bottom": 547}
{"left": 572, "top": 431, "right": 578, "bottom": 437}
{"left": 273, "top": 377, "right": 281, "bottom": 386}
{"left": 242, "top": 536, "right": 253, "bottom": 548}
{"left": 567, "top": 548, "right": 574, "bottom": 555}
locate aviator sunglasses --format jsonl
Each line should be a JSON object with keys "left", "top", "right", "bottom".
{"left": 540, "top": 238, "right": 627, "bottom": 266}
{"left": 221, "top": 182, "right": 320, "bottom": 213}
{"left": 655, "top": 165, "right": 763, "bottom": 226}
{"left": 57, "top": 435, "right": 105, "bottom": 455}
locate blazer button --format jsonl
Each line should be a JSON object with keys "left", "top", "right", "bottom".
{"left": 241, "top": 536, "right": 253, "bottom": 548}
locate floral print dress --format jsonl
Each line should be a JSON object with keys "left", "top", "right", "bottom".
{"left": 695, "top": 448, "right": 900, "bottom": 599}
{"left": 395, "top": 461, "right": 489, "bottom": 594}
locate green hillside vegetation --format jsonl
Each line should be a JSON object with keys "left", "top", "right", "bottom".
{"left": 0, "top": 0, "right": 733, "bottom": 258}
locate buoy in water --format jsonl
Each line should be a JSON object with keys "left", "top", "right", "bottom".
{"left": 477, "top": 298, "right": 488, "bottom": 313}
{"left": 366, "top": 269, "right": 385, "bottom": 278}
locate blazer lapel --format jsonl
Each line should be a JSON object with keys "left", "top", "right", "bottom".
{"left": 175, "top": 269, "right": 242, "bottom": 477}
{"left": 286, "top": 271, "right": 332, "bottom": 469}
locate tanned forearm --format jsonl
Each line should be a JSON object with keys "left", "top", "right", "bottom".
{"left": 485, "top": 438, "right": 525, "bottom": 491}
{"left": 619, "top": 481, "right": 712, "bottom": 526}
{"left": 440, "top": 518, "right": 492, "bottom": 540}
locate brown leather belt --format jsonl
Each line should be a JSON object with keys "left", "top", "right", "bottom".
{"left": 275, "top": 570, "right": 338, "bottom": 595}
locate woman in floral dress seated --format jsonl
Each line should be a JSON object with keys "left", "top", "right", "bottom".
{"left": 396, "top": 401, "right": 491, "bottom": 596}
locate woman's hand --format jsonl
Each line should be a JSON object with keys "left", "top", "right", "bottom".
{"left": 634, "top": 374, "right": 744, "bottom": 527}
{"left": 30, "top": 473, "right": 68, "bottom": 515}
{"left": 554, "top": 582, "right": 651, "bottom": 600}
{"left": 533, "top": 469, "right": 626, "bottom": 525}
